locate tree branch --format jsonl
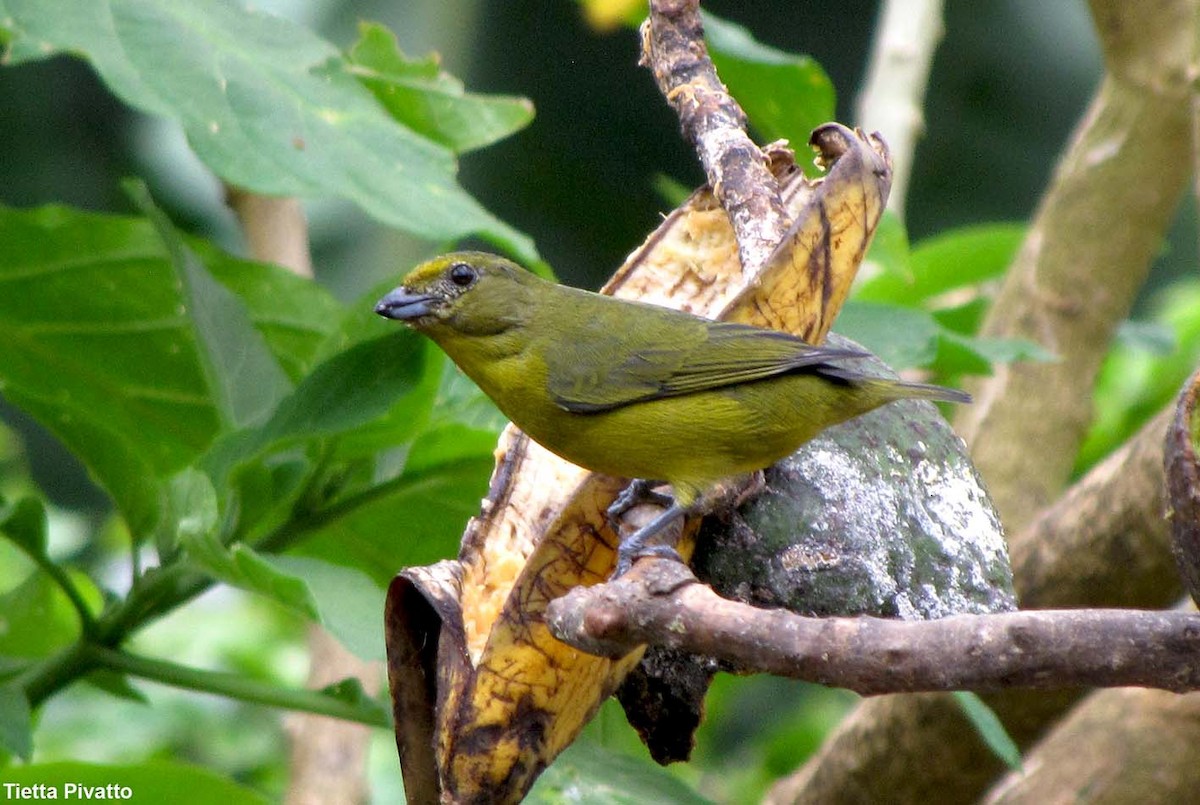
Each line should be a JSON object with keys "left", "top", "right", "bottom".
{"left": 220, "top": 185, "right": 379, "bottom": 804}
{"left": 224, "top": 186, "right": 314, "bottom": 279}
{"left": 985, "top": 687, "right": 1200, "bottom": 803}
{"left": 547, "top": 561, "right": 1200, "bottom": 694}
{"left": 954, "top": 0, "right": 1195, "bottom": 532}
{"left": 641, "top": 0, "right": 790, "bottom": 273}
{"left": 855, "top": 0, "right": 945, "bottom": 217}
{"left": 1013, "top": 405, "right": 1177, "bottom": 608}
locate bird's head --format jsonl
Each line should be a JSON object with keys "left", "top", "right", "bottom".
{"left": 375, "top": 251, "right": 536, "bottom": 336}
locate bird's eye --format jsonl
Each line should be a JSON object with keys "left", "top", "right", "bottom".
{"left": 448, "top": 262, "right": 477, "bottom": 287}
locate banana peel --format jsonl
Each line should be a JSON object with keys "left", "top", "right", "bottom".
{"left": 385, "top": 123, "right": 893, "bottom": 803}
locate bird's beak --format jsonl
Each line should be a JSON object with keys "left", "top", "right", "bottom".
{"left": 375, "top": 287, "right": 438, "bottom": 321}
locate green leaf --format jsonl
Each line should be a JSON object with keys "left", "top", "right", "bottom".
{"left": 946, "top": 334, "right": 1056, "bottom": 366}
{"left": 0, "top": 497, "right": 48, "bottom": 558}
{"left": 181, "top": 529, "right": 319, "bottom": 621}
{"left": 0, "top": 685, "right": 32, "bottom": 761}
{"left": 160, "top": 468, "right": 221, "bottom": 558}
{"left": 953, "top": 691, "right": 1022, "bottom": 771}
{"left": 837, "top": 300, "right": 1054, "bottom": 376}
{"left": 175, "top": 476, "right": 384, "bottom": 654}
{"left": 266, "top": 555, "right": 385, "bottom": 661}
{"left": 835, "top": 301, "right": 940, "bottom": 370}
{"left": 530, "top": 740, "right": 712, "bottom": 804}
{"left": 1115, "top": 319, "right": 1176, "bottom": 356}
{"left": 0, "top": 761, "right": 271, "bottom": 804}
{"left": 856, "top": 223, "right": 1025, "bottom": 305}
{"left": 259, "top": 331, "right": 434, "bottom": 455}
{"left": 860, "top": 209, "right": 911, "bottom": 286}
{"left": 0, "top": 203, "right": 354, "bottom": 531}
{"left": 428, "top": 361, "right": 506, "bottom": 433}
{"left": 930, "top": 298, "right": 989, "bottom": 336}
{"left": 347, "top": 22, "right": 534, "bottom": 154}
{"left": 294, "top": 424, "right": 496, "bottom": 585}
{"left": 84, "top": 670, "right": 149, "bottom": 705}
{"left": 704, "top": 12, "right": 835, "bottom": 151}
{"left": 0, "top": 205, "right": 220, "bottom": 531}
{"left": 0, "top": 0, "right": 534, "bottom": 258}
{"left": 192, "top": 241, "right": 341, "bottom": 382}
{"left": 1078, "top": 279, "right": 1200, "bottom": 472}
{"left": 651, "top": 173, "right": 694, "bottom": 208}
{"left": 0, "top": 571, "right": 100, "bottom": 658}
{"left": 128, "top": 181, "right": 292, "bottom": 431}
{"left": 318, "top": 676, "right": 390, "bottom": 725}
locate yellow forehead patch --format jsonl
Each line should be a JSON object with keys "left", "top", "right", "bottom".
{"left": 401, "top": 256, "right": 456, "bottom": 288}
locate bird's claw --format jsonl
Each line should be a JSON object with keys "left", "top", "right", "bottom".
{"left": 606, "top": 479, "right": 672, "bottom": 532}
{"left": 612, "top": 544, "right": 684, "bottom": 579}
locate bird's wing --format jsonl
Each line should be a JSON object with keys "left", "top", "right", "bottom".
{"left": 547, "top": 319, "right": 868, "bottom": 414}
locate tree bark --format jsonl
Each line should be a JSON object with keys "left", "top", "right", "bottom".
{"left": 769, "top": 0, "right": 1198, "bottom": 801}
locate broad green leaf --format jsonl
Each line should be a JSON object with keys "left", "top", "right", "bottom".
{"left": 953, "top": 691, "right": 1022, "bottom": 771}
{"left": 0, "top": 685, "right": 32, "bottom": 761}
{"left": 0, "top": 496, "right": 48, "bottom": 558}
{"left": 0, "top": 571, "right": 101, "bottom": 658}
{"left": 428, "top": 362, "right": 507, "bottom": 434}
{"left": 199, "top": 328, "right": 440, "bottom": 510}
{"left": 191, "top": 245, "right": 341, "bottom": 383}
{"left": 181, "top": 528, "right": 319, "bottom": 621}
{"left": 130, "top": 181, "right": 292, "bottom": 431}
{"left": 220, "top": 455, "right": 312, "bottom": 546}
{"left": 259, "top": 331, "right": 434, "bottom": 456}
{"left": 294, "top": 424, "right": 497, "bottom": 585}
{"left": 838, "top": 301, "right": 1052, "bottom": 375}
{"left": 835, "top": 301, "right": 940, "bottom": 370}
{"left": 0, "top": 761, "right": 271, "bottom": 805}
{"left": 347, "top": 22, "right": 534, "bottom": 155}
{"left": 530, "top": 740, "right": 712, "bottom": 804}
{"left": 856, "top": 223, "right": 1025, "bottom": 305}
{"left": 0, "top": 0, "right": 534, "bottom": 258}
{"left": 931, "top": 297, "right": 989, "bottom": 336}
{"left": 175, "top": 470, "right": 390, "bottom": 650}
{"left": 652, "top": 173, "right": 693, "bottom": 209}
{"left": 0, "top": 205, "right": 336, "bottom": 532}
{"left": 930, "top": 334, "right": 994, "bottom": 378}
{"left": 0, "top": 206, "right": 218, "bottom": 531}
{"left": 266, "top": 555, "right": 385, "bottom": 661}
{"left": 704, "top": 12, "right": 835, "bottom": 151}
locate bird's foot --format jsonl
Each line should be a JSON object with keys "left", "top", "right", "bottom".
{"left": 610, "top": 504, "right": 687, "bottom": 580}
{"left": 613, "top": 544, "right": 684, "bottom": 579}
{"left": 606, "top": 478, "right": 672, "bottom": 532}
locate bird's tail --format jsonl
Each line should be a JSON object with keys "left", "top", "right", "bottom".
{"left": 886, "top": 380, "right": 972, "bottom": 405}
{"left": 818, "top": 366, "right": 972, "bottom": 405}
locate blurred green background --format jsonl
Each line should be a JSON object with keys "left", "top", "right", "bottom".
{"left": 1, "top": 1, "right": 1193, "bottom": 801}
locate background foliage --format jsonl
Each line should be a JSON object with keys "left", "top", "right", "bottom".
{"left": 0, "top": 0, "right": 1194, "bottom": 801}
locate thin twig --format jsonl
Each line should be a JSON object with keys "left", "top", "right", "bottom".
{"left": 86, "top": 644, "right": 388, "bottom": 727}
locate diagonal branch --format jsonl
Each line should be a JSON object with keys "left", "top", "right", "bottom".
{"left": 641, "top": 0, "right": 791, "bottom": 273}
{"left": 547, "top": 561, "right": 1200, "bottom": 694}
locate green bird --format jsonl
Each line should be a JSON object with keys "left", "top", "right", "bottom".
{"left": 376, "top": 252, "right": 970, "bottom": 575}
